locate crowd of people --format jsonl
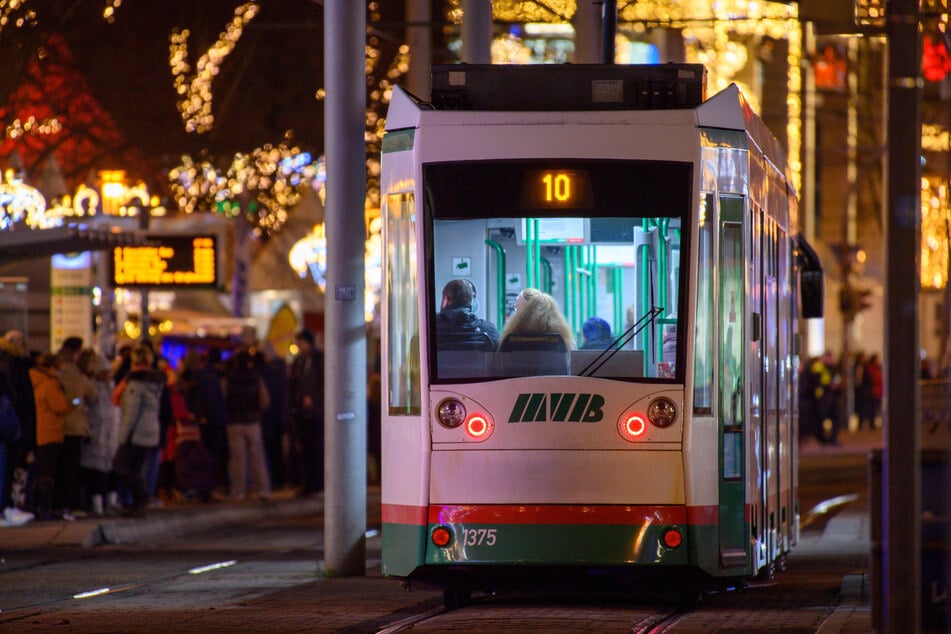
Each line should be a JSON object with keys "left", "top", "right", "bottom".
{"left": 0, "top": 328, "right": 333, "bottom": 527}
{"left": 799, "top": 349, "right": 884, "bottom": 446}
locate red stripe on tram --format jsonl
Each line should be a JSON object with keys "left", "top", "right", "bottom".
{"left": 428, "top": 504, "right": 689, "bottom": 526}
{"left": 382, "top": 503, "right": 428, "bottom": 525}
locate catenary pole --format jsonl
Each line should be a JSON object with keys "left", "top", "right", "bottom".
{"left": 404, "top": 0, "right": 431, "bottom": 100}
{"left": 461, "top": 0, "right": 492, "bottom": 63}
{"left": 883, "top": 0, "right": 921, "bottom": 628}
{"left": 572, "top": 0, "right": 601, "bottom": 64}
{"left": 323, "top": 0, "right": 367, "bottom": 576}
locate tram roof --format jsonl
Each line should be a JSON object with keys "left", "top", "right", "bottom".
{"left": 429, "top": 64, "right": 706, "bottom": 112}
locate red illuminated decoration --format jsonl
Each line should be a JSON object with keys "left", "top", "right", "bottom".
{"left": 0, "top": 35, "right": 151, "bottom": 190}
{"left": 813, "top": 45, "right": 846, "bottom": 92}
{"left": 923, "top": 33, "right": 951, "bottom": 83}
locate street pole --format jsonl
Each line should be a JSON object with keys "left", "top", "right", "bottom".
{"left": 883, "top": 0, "right": 922, "bottom": 629}
{"left": 404, "top": 0, "right": 431, "bottom": 100}
{"left": 601, "top": 0, "right": 616, "bottom": 64}
{"left": 461, "top": 0, "right": 491, "bottom": 63}
{"left": 323, "top": 0, "right": 367, "bottom": 577}
{"left": 572, "top": 0, "right": 601, "bottom": 64}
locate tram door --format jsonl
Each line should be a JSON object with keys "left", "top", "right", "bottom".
{"left": 717, "top": 195, "right": 746, "bottom": 569}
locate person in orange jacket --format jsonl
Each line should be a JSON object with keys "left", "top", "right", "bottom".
{"left": 29, "top": 353, "right": 76, "bottom": 520}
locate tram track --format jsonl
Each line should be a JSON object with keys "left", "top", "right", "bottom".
{"left": 367, "top": 590, "right": 696, "bottom": 633}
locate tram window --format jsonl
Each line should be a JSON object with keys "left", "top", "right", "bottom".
{"left": 428, "top": 214, "right": 684, "bottom": 382}
{"left": 386, "top": 193, "right": 421, "bottom": 415}
{"left": 424, "top": 159, "right": 690, "bottom": 383}
{"left": 694, "top": 193, "right": 714, "bottom": 413}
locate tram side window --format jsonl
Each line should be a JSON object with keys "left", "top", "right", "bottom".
{"left": 693, "top": 193, "right": 714, "bottom": 414}
{"left": 386, "top": 193, "right": 421, "bottom": 415}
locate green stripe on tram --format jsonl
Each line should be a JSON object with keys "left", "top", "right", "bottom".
{"left": 424, "top": 522, "right": 690, "bottom": 566}
{"left": 382, "top": 523, "right": 428, "bottom": 577}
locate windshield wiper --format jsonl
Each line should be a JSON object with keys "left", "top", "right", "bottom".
{"left": 577, "top": 306, "right": 664, "bottom": 377}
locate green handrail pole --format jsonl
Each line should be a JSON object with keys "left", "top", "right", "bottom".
{"left": 638, "top": 219, "right": 651, "bottom": 354}
{"left": 657, "top": 218, "right": 669, "bottom": 360}
{"left": 564, "top": 246, "right": 572, "bottom": 327}
{"left": 525, "top": 219, "right": 535, "bottom": 289}
{"left": 612, "top": 267, "right": 623, "bottom": 336}
{"left": 533, "top": 218, "right": 541, "bottom": 290}
{"left": 541, "top": 257, "right": 553, "bottom": 295}
{"left": 588, "top": 246, "right": 597, "bottom": 320}
{"left": 485, "top": 239, "right": 506, "bottom": 327}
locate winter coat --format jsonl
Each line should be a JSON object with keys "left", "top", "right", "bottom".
{"left": 59, "top": 360, "right": 96, "bottom": 437}
{"left": 30, "top": 366, "right": 70, "bottom": 447}
{"left": 81, "top": 377, "right": 119, "bottom": 472}
{"left": 117, "top": 367, "right": 167, "bottom": 448}
{"left": 435, "top": 306, "right": 501, "bottom": 347}
{"left": 222, "top": 367, "right": 270, "bottom": 425}
{"left": 0, "top": 339, "right": 36, "bottom": 449}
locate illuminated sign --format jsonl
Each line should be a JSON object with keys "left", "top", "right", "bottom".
{"left": 521, "top": 170, "right": 595, "bottom": 210}
{"left": 111, "top": 235, "right": 218, "bottom": 288}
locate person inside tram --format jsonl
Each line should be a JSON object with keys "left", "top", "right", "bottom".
{"left": 579, "top": 316, "right": 613, "bottom": 350}
{"left": 499, "top": 288, "right": 575, "bottom": 352}
{"left": 435, "top": 278, "right": 500, "bottom": 350}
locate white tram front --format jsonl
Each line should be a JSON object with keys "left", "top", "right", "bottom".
{"left": 380, "top": 64, "right": 823, "bottom": 601}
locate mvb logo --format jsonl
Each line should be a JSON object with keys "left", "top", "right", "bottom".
{"left": 508, "top": 393, "right": 605, "bottom": 423}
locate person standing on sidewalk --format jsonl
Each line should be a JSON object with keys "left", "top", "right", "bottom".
{"left": 56, "top": 337, "right": 96, "bottom": 516}
{"left": 288, "top": 329, "right": 324, "bottom": 497}
{"left": 78, "top": 350, "right": 119, "bottom": 516}
{"left": 113, "top": 344, "right": 165, "bottom": 517}
{"left": 221, "top": 348, "right": 271, "bottom": 501}
{"left": 29, "top": 353, "right": 74, "bottom": 521}
{"left": 0, "top": 330, "right": 36, "bottom": 519}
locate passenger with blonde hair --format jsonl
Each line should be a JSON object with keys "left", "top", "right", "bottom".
{"left": 500, "top": 288, "right": 575, "bottom": 350}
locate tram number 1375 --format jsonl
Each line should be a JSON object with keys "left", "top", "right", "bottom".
{"left": 462, "top": 528, "right": 498, "bottom": 547}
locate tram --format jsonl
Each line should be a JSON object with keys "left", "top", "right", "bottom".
{"left": 379, "top": 64, "right": 823, "bottom": 602}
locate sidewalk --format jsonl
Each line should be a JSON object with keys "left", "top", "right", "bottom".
{"left": 0, "top": 487, "right": 326, "bottom": 549}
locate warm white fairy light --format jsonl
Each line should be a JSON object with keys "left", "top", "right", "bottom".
{"left": 25, "top": 184, "right": 100, "bottom": 229}
{"left": 168, "top": 142, "right": 318, "bottom": 239}
{"left": 0, "top": 0, "right": 37, "bottom": 30}
{"left": 921, "top": 176, "right": 951, "bottom": 290}
{"left": 5, "top": 116, "right": 62, "bottom": 141}
{"left": 169, "top": 2, "right": 260, "bottom": 134}
{"left": 0, "top": 168, "right": 45, "bottom": 229}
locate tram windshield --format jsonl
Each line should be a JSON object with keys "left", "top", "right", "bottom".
{"left": 424, "top": 159, "right": 690, "bottom": 383}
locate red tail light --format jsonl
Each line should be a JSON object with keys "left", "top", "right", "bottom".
{"left": 465, "top": 413, "right": 493, "bottom": 441}
{"left": 617, "top": 412, "right": 647, "bottom": 442}
{"left": 432, "top": 526, "right": 452, "bottom": 547}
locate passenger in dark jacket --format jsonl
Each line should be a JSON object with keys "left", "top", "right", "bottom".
{"left": 435, "top": 279, "right": 500, "bottom": 348}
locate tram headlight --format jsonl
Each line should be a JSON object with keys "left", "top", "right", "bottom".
{"left": 647, "top": 397, "right": 677, "bottom": 428}
{"left": 436, "top": 398, "right": 466, "bottom": 428}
